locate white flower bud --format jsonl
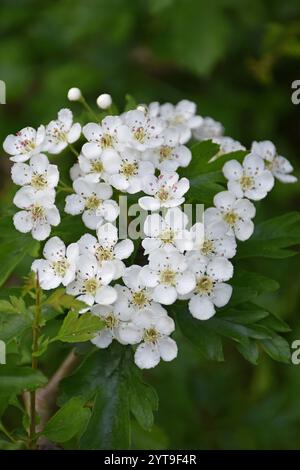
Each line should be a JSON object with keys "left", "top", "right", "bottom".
{"left": 96, "top": 93, "right": 112, "bottom": 109}
{"left": 67, "top": 87, "right": 82, "bottom": 101}
{"left": 137, "top": 105, "right": 147, "bottom": 113}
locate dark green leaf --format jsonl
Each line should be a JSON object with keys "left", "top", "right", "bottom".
{"left": 260, "top": 335, "right": 291, "bottom": 363}
{"left": 174, "top": 302, "right": 224, "bottom": 361}
{"left": 42, "top": 397, "right": 90, "bottom": 443}
{"left": 237, "top": 212, "right": 300, "bottom": 259}
{"left": 128, "top": 364, "right": 158, "bottom": 431}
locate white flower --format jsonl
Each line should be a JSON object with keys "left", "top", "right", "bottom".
{"left": 108, "top": 148, "right": 155, "bottom": 193}
{"left": 139, "top": 249, "right": 195, "bottom": 305}
{"left": 147, "top": 101, "right": 161, "bottom": 118}
{"left": 251, "top": 140, "right": 297, "bottom": 183}
{"left": 113, "top": 265, "right": 165, "bottom": 319}
{"left": 186, "top": 254, "right": 233, "bottom": 320}
{"left": 159, "top": 100, "right": 202, "bottom": 144}
{"left": 90, "top": 304, "right": 132, "bottom": 349}
{"left": 13, "top": 186, "right": 60, "bottom": 240}
{"left": 139, "top": 172, "right": 189, "bottom": 211}
{"left": 143, "top": 128, "right": 191, "bottom": 172}
{"left": 66, "top": 254, "right": 117, "bottom": 307}
{"left": 96, "top": 93, "right": 112, "bottom": 110}
{"left": 193, "top": 117, "right": 224, "bottom": 141}
{"left": 3, "top": 125, "right": 46, "bottom": 163}
{"left": 78, "top": 153, "right": 109, "bottom": 183}
{"left": 124, "top": 309, "right": 177, "bottom": 369}
{"left": 205, "top": 191, "right": 256, "bottom": 241}
{"left": 82, "top": 117, "right": 123, "bottom": 162}
{"left": 11, "top": 154, "right": 59, "bottom": 193}
{"left": 67, "top": 87, "right": 82, "bottom": 101}
{"left": 223, "top": 154, "right": 274, "bottom": 201}
{"left": 64, "top": 177, "right": 119, "bottom": 230}
{"left": 44, "top": 109, "right": 81, "bottom": 154}
{"left": 78, "top": 223, "right": 134, "bottom": 279}
{"left": 212, "top": 136, "right": 245, "bottom": 154}
{"left": 31, "top": 236, "right": 78, "bottom": 290}
{"left": 118, "top": 109, "right": 165, "bottom": 151}
{"left": 142, "top": 207, "right": 193, "bottom": 254}
{"left": 70, "top": 162, "right": 85, "bottom": 181}
{"left": 191, "top": 219, "right": 237, "bottom": 259}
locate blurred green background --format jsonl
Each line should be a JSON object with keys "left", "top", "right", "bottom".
{"left": 1, "top": 0, "right": 300, "bottom": 449}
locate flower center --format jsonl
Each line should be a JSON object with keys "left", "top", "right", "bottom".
{"left": 133, "top": 127, "right": 146, "bottom": 143}
{"left": 95, "top": 246, "right": 113, "bottom": 262}
{"left": 51, "top": 127, "right": 67, "bottom": 142}
{"left": 84, "top": 278, "right": 99, "bottom": 295}
{"left": 156, "top": 187, "right": 170, "bottom": 202}
{"left": 91, "top": 160, "right": 104, "bottom": 174}
{"left": 159, "top": 229, "right": 175, "bottom": 245}
{"left": 265, "top": 160, "right": 275, "bottom": 171}
{"left": 31, "top": 174, "right": 48, "bottom": 190}
{"left": 52, "top": 259, "right": 70, "bottom": 276}
{"left": 143, "top": 327, "right": 159, "bottom": 344}
{"left": 196, "top": 276, "right": 214, "bottom": 295}
{"left": 160, "top": 268, "right": 176, "bottom": 286}
{"left": 100, "top": 133, "right": 114, "bottom": 149}
{"left": 85, "top": 195, "right": 101, "bottom": 210}
{"left": 170, "top": 114, "right": 184, "bottom": 125}
{"left": 159, "top": 145, "right": 172, "bottom": 161}
{"left": 105, "top": 313, "right": 119, "bottom": 329}
{"left": 201, "top": 239, "right": 214, "bottom": 255}
{"left": 223, "top": 210, "right": 238, "bottom": 226}
{"left": 31, "top": 205, "right": 45, "bottom": 221}
{"left": 239, "top": 174, "right": 254, "bottom": 190}
{"left": 131, "top": 290, "right": 149, "bottom": 308}
{"left": 120, "top": 162, "right": 138, "bottom": 178}
{"left": 20, "top": 139, "right": 35, "bottom": 152}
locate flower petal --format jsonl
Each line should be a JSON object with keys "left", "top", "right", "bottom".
{"left": 188, "top": 295, "right": 216, "bottom": 320}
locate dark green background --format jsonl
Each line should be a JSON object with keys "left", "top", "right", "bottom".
{"left": 1, "top": 0, "right": 300, "bottom": 449}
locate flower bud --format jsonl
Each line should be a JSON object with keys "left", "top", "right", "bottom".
{"left": 67, "top": 87, "right": 82, "bottom": 101}
{"left": 96, "top": 93, "right": 112, "bottom": 110}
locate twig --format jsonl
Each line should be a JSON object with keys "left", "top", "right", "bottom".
{"left": 28, "top": 274, "right": 41, "bottom": 449}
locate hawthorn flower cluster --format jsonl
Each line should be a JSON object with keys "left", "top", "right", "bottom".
{"left": 3, "top": 93, "right": 297, "bottom": 369}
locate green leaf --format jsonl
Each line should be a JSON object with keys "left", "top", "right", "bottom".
{"left": 236, "top": 339, "right": 259, "bottom": 365}
{"left": 259, "top": 335, "right": 291, "bottom": 363}
{"left": 128, "top": 364, "right": 158, "bottom": 431}
{"left": 0, "top": 216, "right": 39, "bottom": 288}
{"left": 42, "top": 397, "right": 90, "bottom": 443}
{"left": 0, "top": 312, "right": 31, "bottom": 342}
{"left": 183, "top": 140, "right": 220, "bottom": 177}
{"left": 175, "top": 303, "right": 224, "bottom": 361}
{"left": 237, "top": 212, "right": 300, "bottom": 259}
{"left": 80, "top": 371, "right": 130, "bottom": 450}
{"left": 0, "top": 366, "right": 47, "bottom": 396}
{"left": 53, "top": 311, "right": 104, "bottom": 343}
{"left": 59, "top": 345, "right": 158, "bottom": 449}
{"left": 45, "top": 288, "right": 87, "bottom": 313}
{"left": 59, "top": 345, "right": 124, "bottom": 404}
{"left": 232, "top": 270, "right": 280, "bottom": 294}
{"left": 0, "top": 438, "right": 26, "bottom": 450}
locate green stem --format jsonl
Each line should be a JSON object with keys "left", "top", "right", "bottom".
{"left": 79, "top": 96, "right": 100, "bottom": 121}
{"left": 68, "top": 143, "right": 79, "bottom": 157}
{"left": 28, "top": 275, "right": 42, "bottom": 450}
{"left": 58, "top": 181, "right": 74, "bottom": 194}
{"left": 0, "top": 422, "right": 16, "bottom": 443}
